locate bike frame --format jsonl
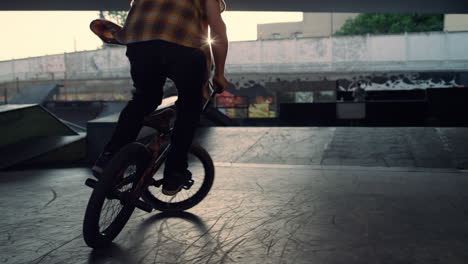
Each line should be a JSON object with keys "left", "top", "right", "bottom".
{"left": 85, "top": 82, "right": 218, "bottom": 212}
{"left": 128, "top": 83, "right": 217, "bottom": 204}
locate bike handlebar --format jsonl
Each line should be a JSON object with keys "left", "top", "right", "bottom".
{"left": 202, "top": 81, "right": 222, "bottom": 112}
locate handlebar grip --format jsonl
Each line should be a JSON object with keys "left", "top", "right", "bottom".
{"left": 212, "top": 81, "right": 224, "bottom": 94}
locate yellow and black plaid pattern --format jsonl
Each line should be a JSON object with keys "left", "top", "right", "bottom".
{"left": 115, "top": 0, "right": 222, "bottom": 49}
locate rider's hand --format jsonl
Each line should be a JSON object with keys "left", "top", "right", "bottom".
{"left": 213, "top": 74, "right": 228, "bottom": 93}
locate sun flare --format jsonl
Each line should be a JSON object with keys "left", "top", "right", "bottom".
{"left": 207, "top": 37, "right": 214, "bottom": 45}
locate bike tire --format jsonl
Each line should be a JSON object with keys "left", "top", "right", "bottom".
{"left": 83, "top": 143, "right": 151, "bottom": 248}
{"left": 142, "top": 143, "right": 215, "bottom": 212}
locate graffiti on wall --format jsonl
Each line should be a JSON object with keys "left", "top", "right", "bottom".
{"left": 213, "top": 71, "right": 468, "bottom": 118}
{"left": 337, "top": 72, "right": 466, "bottom": 91}
{"left": 248, "top": 96, "right": 275, "bottom": 118}
{"left": 215, "top": 84, "right": 276, "bottom": 118}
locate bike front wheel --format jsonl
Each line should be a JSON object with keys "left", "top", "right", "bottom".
{"left": 142, "top": 143, "right": 215, "bottom": 212}
{"left": 83, "top": 143, "right": 151, "bottom": 248}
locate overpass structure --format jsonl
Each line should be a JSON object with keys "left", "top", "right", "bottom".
{"left": 4, "top": 0, "right": 468, "bottom": 13}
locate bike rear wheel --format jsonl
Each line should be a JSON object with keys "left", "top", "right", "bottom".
{"left": 83, "top": 143, "right": 151, "bottom": 248}
{"left": 142, "top": 143, "right": 214, "bottom": 212}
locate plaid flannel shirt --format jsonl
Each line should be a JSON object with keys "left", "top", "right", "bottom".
{"left": 115, "top": 0, "right": 225, "bottom": 49}
{"left": 114, "top": 0, "right": 226, "bottom": 98}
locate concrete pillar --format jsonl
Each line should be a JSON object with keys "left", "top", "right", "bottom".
{"left": 404, "top": 32, "right": 409, "bottom": 62}
{"left": 11, "top": 59, "right": 15, "bottom": 82}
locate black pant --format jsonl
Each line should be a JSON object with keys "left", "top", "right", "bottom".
{"left": 104, "top": 39, "right": 206, "bottom": 173}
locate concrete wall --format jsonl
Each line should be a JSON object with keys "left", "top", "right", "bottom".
{"left": 0, "top": 31, "right": 467, "bottom": 85}
{"left": 65, "top": 48, "right": 128, "bottom": 80}
{"left": 227, "top": 31, "right": 468, "bottom": 73}
{"left": 0, "top": 48, "right": 129, "bottom": 84}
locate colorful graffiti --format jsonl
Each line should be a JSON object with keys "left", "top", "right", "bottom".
{"left": 249, "top": 95, "right": 275, "bottom": 118}
{"left": 215, "top": 87, "right": 276, "bottom": 118}
{"left": 211, "top": 71, "right": 468, "bottom": 119}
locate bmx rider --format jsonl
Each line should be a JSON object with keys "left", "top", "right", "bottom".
{"left": 92, "top": 0, "right": 229, "bottom": 196}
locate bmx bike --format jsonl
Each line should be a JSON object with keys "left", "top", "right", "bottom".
{"left": 83, "top": 87, "right": 217, "bottom": 248}
{"left": 82, "top": 19, "right": 218, "bottom": 248}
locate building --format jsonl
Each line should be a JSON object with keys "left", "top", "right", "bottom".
{"left": 444, "top": 14, "right": 468, "bottom": 32}
{"left": 258, "top": 13, "right": 468, "bottom": 40}
{"left": 257, "top": 13, "right": 359, "bottom": 40}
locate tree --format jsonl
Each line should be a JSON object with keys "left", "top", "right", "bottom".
{"left": 334, "top": 14, "right": 444, "bottom": 36}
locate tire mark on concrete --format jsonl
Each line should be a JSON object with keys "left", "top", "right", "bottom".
{"left": 30, "top": 234, "right": 81, "bottom": 264}
{"left": 42, "top": 188, "right": 57, "bottom": 208}
{"left": 232, "top": 130, "right": 269, "bottom": 163}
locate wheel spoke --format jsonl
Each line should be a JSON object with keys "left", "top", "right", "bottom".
{"left": 100, "top": 199, "right": 121, "bottom": 233}
{"left": 98, "top": 163, "right": 138, "bottom": 233}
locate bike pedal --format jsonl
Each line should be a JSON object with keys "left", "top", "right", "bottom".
{"left": 85, "top": 178, "right": 98, "bottom": 189}
{"left": 183, "top": 179, "right": 194, "bottom": 190}
{"left": 134, "top": 199, "right": 153, "bottom": 213}
{"left": 151, "top": 179, "right": 163, "bottom": 188}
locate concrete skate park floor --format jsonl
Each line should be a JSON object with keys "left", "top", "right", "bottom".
{"left": 2, "top": 127, "right": 468, "bottom": 264}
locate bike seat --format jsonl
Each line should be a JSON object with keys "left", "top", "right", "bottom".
{"left": 143, "top": 108, "right": 176, "bottom": 133}
{"left": 90, "top": 19, "right": 123, "bottom": 45}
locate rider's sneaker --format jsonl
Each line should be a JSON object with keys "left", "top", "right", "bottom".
{"left": 91, "top": 151, "right": 114, "bottom": 179}
{"left": 162, "top": 170, "right": 192, "bottom": 196}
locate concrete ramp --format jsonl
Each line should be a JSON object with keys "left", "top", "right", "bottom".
{"left": 0, "top": 134, "right": 86, "bottom": 169}
{"left": 0, "top": 104, "right": 86, "bottom": 169}
{"left": 1, "top": 104, "right": 77, "bottom": 147}
{"left": 9, "top": 84, "right": 58, "bottom": 104}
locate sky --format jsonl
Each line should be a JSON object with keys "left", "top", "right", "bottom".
{"left": 0, "top": 11, "right": 303, "bottom": 61}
